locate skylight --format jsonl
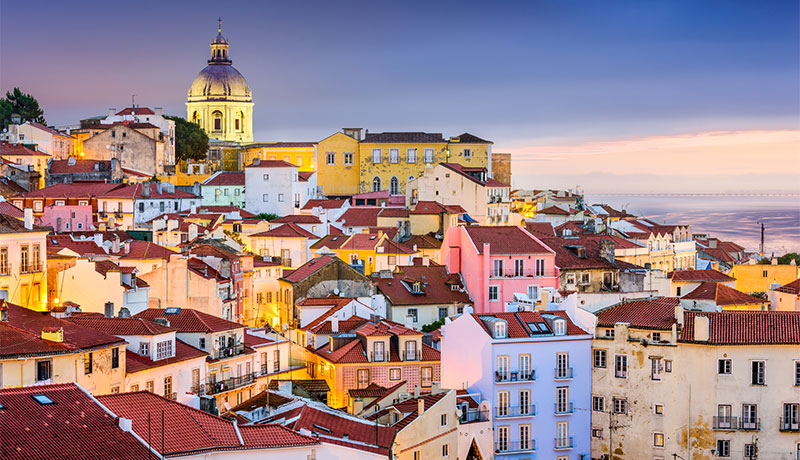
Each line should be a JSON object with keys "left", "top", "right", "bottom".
{"left": 164, "top": 307, "right": 181, "bottom": 315}
{"left": 31, "top": 394, "right": 55, "bottom": 405}
{"left": 312, "top": 423, "right": 332, "bottom": 433}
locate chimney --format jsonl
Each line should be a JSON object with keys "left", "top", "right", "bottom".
{"left": 118, "top": 418, "right": 133, "bottom": 432}
{"left": 112, "top": 236, "right": 120, "bottom": 254}
{"left": 413, "top": 384, "right": 420, "bottom": 398}
{"left": 190, "top": 204, "right": 197, "bottom": 215}
{"left": 598, "top": 240, "right": 615, "bottom": 264}
{"left": 94, "top": 233, "right": 103, "bottom": 248}
{"left": 118, "top": 306, "right": 131, "bottom": 318}
{"left": 189, "top": 224, "right": 198, "bottom": 242}
{"left": 142, "top": 183, "right": 150, "bottom": 197}
{"left": 24, "top": 207, "right": 33, "bottom": 230}
{"left": 693, "top": 315, "right": 710, "bottom": 342}
{"left": 674, "top": 305, "right": 684, "bottom": 327}
{"left": 41, "top": 327, "right": 64, "bottom": 343}
{"left": 708, "top": 238, "right": 718, "bottom": 249}
{"left": 417, "top": 398, "right": 425, "bottom": 416}
{"left": 154, "top": 107, "right": 163, "bottom": 116}
{"left": 422, "top": 255, "right": 430, "bottom": 266}
{"left": 331, "top": 317, "right": 339, "bottom": 333}
{"left": 108, "top": 108, "right": 116, "bottom": 117}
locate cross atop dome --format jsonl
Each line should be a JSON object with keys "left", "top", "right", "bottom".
{"left": 218, "top": 17, "right": 222, "bottom": 34}
{"left": 209, "top": 18, "right": 230, "bottom": 63}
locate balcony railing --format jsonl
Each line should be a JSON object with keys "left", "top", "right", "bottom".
{"left": 495, "top": 370, "right": 536, "bottom": 383}
{"left": 779, "top": 418, "right": 800, "bottom": 432}
{"left": 402, "top": 350, "right": 422, "bottom": 361}
{"left": 490, "top": 271, "right": 556, "bottom": 279}
{"left": 192, "top": 372, "right": 257, "bottom": 396}
{"left": 495, "top": 405, "right": 536, "bottom": 418}
{"left": 0, "top": 264, "right": 9, "bottom": 276}
{"left": 370, "top": 351, "right": 387, "bottom": 362}
{"left": 212, "top": 343, "right": 246, "bottom": 360}
{"left": 554, "top": 436, "right": 574, "bottom": 449}
{"left": 459, "top": 409, "right": 490, "bottom": 424}
{"left": 165, "top": 392, "right": 177, "bottom": 401}
{"left": 554, "top": 367, "right": 574, "bottom": 380}
{"left": 712, "top": 416, "right": 738, "bottom": 430}
{"left": 739, "top": 418, "right": 760, "bottom": 431}
{"left": 495, "top": 440, "right": 536, "bottom": 453}
{"left": 554, "top": 402, "right": 574, "bottom": 414}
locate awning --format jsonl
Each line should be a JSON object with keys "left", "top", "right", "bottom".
{"left": 459, "top": 213, "right": 478, "bottom": 224}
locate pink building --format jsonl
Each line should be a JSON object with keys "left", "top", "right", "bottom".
{"left": 37, "top": 204, "right": 94, "bottom": 232}
{"left": 442, "top": 225, "right": 559, "bottom": 313}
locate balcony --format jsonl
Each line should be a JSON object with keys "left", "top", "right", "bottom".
{"left": 779, "top": 418, "right": 800, "bottom": 432}
{"left": 370, "top": 351, "right": 388, "bottom": 362}
{"left": 554, "top": 436, "right": 574, "bottom": 450}
{"left": 402, "top": 350, "right": 422, "bottom": 361}
{"left": 495, "top": 370, "right": 536, "bottom": 383}
{"left": 165, "top": 392, "right": 177, "bottom": 401}
{"left": 554, "top": 367, "right": 574, "bottom": 380}
{"left": 490, "top": 270, "right": 557, "bottom": 279}
{"left": 712, "top": 416, "right": 738, "bottom": 430}
{"left": 739, "top": 418, "right": 760, "bottom": 431}
{"left": 495, "top": 440, "right": 536, "bottom": 454}
{"left": 211, "top": 343, "right": 246, "bottom": 360}
{"left": 495, "top": 405, "right": 536, "bottom": 419}
{"left": 459, "top": 409, "right": 490, "bottom": 424}
{"left": 192, "top": 372, "right": 257, "bottom": 396}
{"left": 554, "top": 402, "right": 574, "bottom": 415}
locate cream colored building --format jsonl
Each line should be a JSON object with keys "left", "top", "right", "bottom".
{"left": 592, "top": 297, "right": 800, "bottom": 460}
{"left": 0, "top": 211, "right": 49, "bottom": 311}
{"left": 187, "top": 22, "right": 253, "bottom": 144}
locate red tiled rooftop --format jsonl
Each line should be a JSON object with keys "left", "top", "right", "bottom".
{"left": 18, "top": 182, "right": 122, "bottom": 198}
{"left": 373, "top": 263, "right": 471, "bottom": 306}
{"left": 246, "top": 160, "right": 297, "bottom": 168}
{"left": 682, "top": 282, "right": 765, "bottom": 306}
{"left": 302, "top": 199, "right": 348, "bottom": 210}
{"left": 0, "top": 321, "right": 72, "bottom": 358}
{"left": 680, "top": 310, "right": 800, "bottom": 345}
{"left": 202, "top": 171, "right": 245, "bottom": 186}
{"left": 120, "top": 240, "right": 176, "bottom": 259}
{"left": 667, "top": 269, "right": 735, "bottom": 283}
{"left": 0, "top": 142, "right": 51, "bottom": 156}
{"left": 115, "top": 107, "right": 156, "bottom": 116}
{"left": 5, "top": 303, "right": 125, "bottom": 351}
{"left": 48, "top": 159, "right": 110, "bottom": 175}
{"left": 473, "top": 311, "right": 589, "bottom": 338}
{"left": 281, "top": 255, "right": 336, "bottom": 283}
{"left": 538, "top": 205, "right": 571, "bottom": 215}
{"left": 439, "top": 163, "right": 508, "bottom": 187}
{"left": 337, "top": 207, "right": 381, "bottom": 227}
{"left": 464, "top": 225, "right": 552, "bottom": 255}
{"left": 125, "top": 340, "right": 208, "bottom": 373}
{"left": 66, "top": 316, "right": 174, "bottom": 336}
{"left": 134, "top": 308, "right": 243, "bottom": 333}
{"left": 270, "top": 214, "right": 322, "bottom": 224}
{"left": 596, "top": 297, "right": 680, "bottom": 330}
{"left": 775, "top": 278, "right": 800, "bottom": 295}
{"left": 251, "top": 222, "right": 317, "bottom": 239}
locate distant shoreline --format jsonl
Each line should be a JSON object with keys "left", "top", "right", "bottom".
{"left": 589, "top": 192, "right": 800, "bottom": 197}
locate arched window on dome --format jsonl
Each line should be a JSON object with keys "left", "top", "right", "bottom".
{"left": 235, "top": 111, "right": 244, "bottom": 132}
{"left": 191, "top": 111, "right": 200, "bottom": 125}
{"left": 212, "top": 111, "right": 223, "bottom": 132}
{"left": 372, "top": 176, "right": 381, "bottom": 192}
{"left": 389, "top": 176, "right": 399, "bottom": 195}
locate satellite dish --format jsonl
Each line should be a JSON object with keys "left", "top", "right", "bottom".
{"left": 456, "top": 408, "right": 463, "bottom": 418}
{"left": 282, "top": 323, "right": 289, "bottom": 332}
{"left": 333, "top": 288, "right": 340, "bottom": 296}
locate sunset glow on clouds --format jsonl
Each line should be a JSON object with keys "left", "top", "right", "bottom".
{"left": 507, "top": 130, "right": 800, "bottom": 192}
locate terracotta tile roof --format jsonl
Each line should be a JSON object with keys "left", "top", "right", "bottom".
{"left": 228, "top": 390, "right": 294, "bottom": 413}
{"left": 775, "top": 278, "right": 800, "bottom": 295}
{"left": 540, "top": 236, "right": 634, "bottom": 270}
{"left": 362, "top": 132, "right": 445, "bottom": 143}
{"left": 18, "top": 182, "right": 121, "bottom": 198}
{"left": 270, "top": 214, "right": 322, "bottom": 224}
{"left": 298, "top": 171, "right": 314, "bottom": 182}
{"left": 680, "top": 310, "right": 800, "bottom": 345}
{"left": 378, "top": 207, "right": 410, "bottom": 218}
{"left": 473, "top": 310, "right": 589, "bottom": 337}
{"left": 120, "top": 240, "right": 176, "bottom": 259}
{"left": 699, "top": 247, "right": 737, "bottom": 264}
{"left": 237, "top": 424, "right": 319, "bottom": 449}
{"left": 268, "top": 379, "right": 331, "bottom": 394}
{"left": 373, "top": 263, "right": 471, "bottom": 306}
{"left": 597, "top": 204, "right": 635, "bottom": 218}
{"left": 356, "top": 320, "right": 423, "bottom": 337}
{"left": 251, "top": 222, "right": 317, "bottom": 239}
{"left": 450, "top": 132, "right": 492, "bottom": 144}
{"left": 0, "top": 383, "right": 154, "bottom": 460}
{"left": 99, "top": 183, "right": 198, "bottom": 199}
{"left": 0, "top": 321, "right": 72, "bottom": 358}
{"left": 48, "top": 159, "right": 111, "bottom": 175}
{"left": 28, "top": 122, "right": 74, "bottom": 138}
{"left": 464, "top": 225, "right": 552, "bottom": 255}
{"left": 439, "top": 163, "right": 508, "bottom": 187}
{"left": 0, "top": 142, "right": 51, "bottom": 156}
{"left": 115, "top": 107, "right": 156, "bottom": 115}
{"left": 246, "top": 160, "right": 297, "bottom": 168}
{"left": 310, "top": 234, "right": 349, "bottom": 250}
{"left": 302, "top": 199, "right": 348, "bottom": 210}
{"left": 46, "top": 234, "right": 107, "bottom": 256}
{"left": 0, "top": 177, "right": 26, "bottom": 195}
{"left": 554, "top": 220, "right": 589, "bottom": 236}
{"left": 87, "top": 122, "right": 160, "bottom": 130}
{"left": 315, "top": 335, "right": 439, "bottom": 364}
{"left": 125, "top": 339, "right": 208, "bottom": 373}
{"left": 360, "top": 380, "right": 408, "bottom": 413}
{"left": 367, "top": 392, "right": 448, "bottom": 431}
{"left": 280, "top": 255, "right": 336, "bottom": 283}
{"left": 5, "top": 302, "right": 125, "bottom": 351}
{"left": 202, "top": 171, "right": 245, "bottom": 186}
{"left": 667, "top": 269, "right": 735, "bottom": 283}
{"left": 0, "top": 213, "right": 47, "bottom": 234}
{"left": 134, "top": 308, "right": 243, "bottom": 333}
{"left": 303, "top": 317, "right": 370, "bottom": 335}
{"left": 525, "top": 222, "right": 556, "bottom": 238}
{"left": 405, "top": 233, "right": 442, "bottom": 250}
{"left": 66, "top": 315, "right": 173, "bottom": 336}
{"left": 348, "top": 383, "right": 387, "bottom": 398}
{"left": 596, "top": 297, "right": 681, "bottom": 330}
{"left": 682, "top": 282, "right": 765, "bottom": 306}
{"left": 198, "top": 205, "right": 256, "bottom": 218}
{"left": 337, "top": 207, "right": 381, "bottom": 227}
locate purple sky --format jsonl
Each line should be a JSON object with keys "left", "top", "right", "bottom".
{"left": 2, "top": 0, "right": 798, "bottom": 191}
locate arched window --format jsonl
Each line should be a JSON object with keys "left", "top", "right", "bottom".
{"left": 235, "top": 111, "right": 244, "bottom": 131}
{"left": 389, "top": 176, "right": 399, "bottom": 195}
{"left": 407, "top": 175, "right": 415, "bottom": 184}
{"left": 372, "top": 176, "right": 381, "bottom": 192}
{"left": 212, "top": 111, "right": 223, "bottom": 132}
{"left": 191, "top": 111, "right": 200, "bottom": 124}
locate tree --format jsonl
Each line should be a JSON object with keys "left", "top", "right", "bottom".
{"left": 256, "top": 213, "right": 279, "bottom": 221}
{"left": 760, "top": 252, "right": 800, "bottom": 265}
{"left": 165, "top": 115, "right": 209, "bottom": 162}
{"left": 1, "top": 87, "right": 45, "bottom": 129}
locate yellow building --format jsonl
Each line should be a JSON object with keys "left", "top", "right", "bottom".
{"left": 311, "top": 232, "right": 418, "bottom": 276}
{"left": 187, "top": 21, "right": 253, "bottom": 143}
{"left": 316, "top": 131, "right": 361, "bottom": 195}
{"left": 315, "top": 130, "right": 492, "bottom": 196}
{"left": 0, "top": 213, "right": 49, "bottom": 311}
{"left": 729, "top": 261, "right": 800, "bottom": 294}
{"left": 241, "top": 142, "right": 316, "bottom": 172}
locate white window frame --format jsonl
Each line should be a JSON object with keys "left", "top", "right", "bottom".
{"left": 372, "top": 149, "right": 382, "bottom": 163}
{"left": 488, "top": 285, "right": 499, "bottom": 301}
{"left": 406, "top": 148, "right": 417, "bottom": 163}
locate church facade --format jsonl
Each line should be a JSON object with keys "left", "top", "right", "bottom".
{"left": 187, "top": 22, "right": 254, "bottom": 143}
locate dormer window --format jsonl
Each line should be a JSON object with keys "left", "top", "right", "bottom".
{"left": 494, "top": 321, "right": 507, "bottom": 339}
{"left": 554, "top": 319, "right": 566, "bottom": 336}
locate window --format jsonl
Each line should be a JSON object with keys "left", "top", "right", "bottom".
{"left": 751, "top": 361, "right": 765, "bottom": 385}
{"left": 554, "top": 319, "right": 566, "bottom": 336}
{"left": 744, "top": 444, "right": 755, "bottom": 458}
{"left": 192, "top": 368, "right": 200, "bottom": 391}
{"left": 262, "top": 173, "right": 270, "bottom": 181}
{"left": 372, "top": 148, "right": 382, "bottom": 163}
{"left": 535, "top": 259, "right": 545, "bottom": 276}
{"left": 579, "top": 272, "right": 590, "bottom": 285}
{"left": 594, "top": 349, "right": 607, "bottom": 368}
{"left": 130, "top": 384, "right": 139, "bottom": 392}
{"left": 565, "top": 273, "right": 576, "bottom": 285}
{"left": 421, "top": 366, "right": 433, "bottom": 387}
{"left": 555, "top": 421, "right": 569, "bottom": 448}
{"left": 653, "top": 433, "right": 664, "bottom": 448}
{"left": 414, "top": 452, "right": 420, "bottom": 460}
{"left": 145, "top": 380, "right": 154, "bottom": 392}
{"left": 795, "top": 361, "right": 800, "bottom": 385}
{"left": 496, "top": 425, "right": 509, "bottom": 452}
{"left": 489, "top": 286, "right": 499, "bottom": 301}
{"left": 389, "top": 368, "right": 401, "bottom": 381}
{"left": 442, "top": 443, "right": 449, "bottom": 457}
{"left": 741, "top": 404, "right": 758, "bottom": 429}
{"left": 519, "top": 354, "right": 531, "bottom": 379}
{"left": 718, "top": 359, "right": 732, "bottom": 375}
{"left": 112, "top": 348, "right": 119, "bottom": 369}
{"left": 198, "top": 338, "right": 205, "bottom": 350}
{"left": 389, "top": 149, "right": 399, "bottom": 163}
{"left": 32, "top": 245, "right": 40, "bottom": 271}
{"left": 373, "top": 341, "right": 385, "bottom": 362}
{"left": 273, "top": 349, "right": 280, "bottom": 372}
{"left": 344, "top": 152, "right": 353, "bottom": 165}
{"left": 372, "top": 176, "right": 381, "bottom": 192}
{"left": 326, "top": 152, "right": 336, "bottom": 165}
{"left": 494, "top": 321, "right": 506, "bottom": 338}
{"left": 604, "top": 328, "right": 615, "bottom": 338}
{"left": 615, "top": 355, "right": 628, "bottom": 378}
{"left": 0, "top": 247, "right": 8, "bottom": 275}
{"left": 20, "top": 245, "right": 29, "bottom": 273}
{"left": 441, "top": 413, "right": 447, "bottom": 426}
{"left": 556, "top": 352, "right": 570, "bottom": 378}
{"left": 262, "top": 194, "right": 269, "bottom": 202}
{"left": 463, "top": 148, "right": 472, "bottom": 159}
{"left": 654, "top": 404, "right": 664, "bottom": 415}
{"left": 407, "top": 148, "right": 417, "bottom": 163}
{"left": 407, "top": 308, "right": 418, "bottom": 323}
{"left": 519, "top": 389, "right": 531, "bottom": 414}
{"left": 155, "top": 340, "right": 173, "bottom": 360}
{"left": 493, "top": 259, "right": 504, "bottom": 277}
{"left": 716, "top": 440, "right": 730, "bottom": 457}
{"left": 556, "top": 386, "right": 569, "bottom": 413}
{"left": 438, "top": 307, "right": 448, "bottom": 319}
{"left": 782, "top": 403, "right": 799, "bottom": 430}
{"left": 356, "top": 368, "right": 370, "bottom": 389}
{"left": 519, "top": 424, "right": 531, "bottom": 450}
{"left": 164, "top": 376, "right": 173, "bottom": 398}
{"left": 212, "top": 111, "right": 222, "bottom": 131}
{"left": 36, "top": 359, "right": 52, "bottom": 382}
{"left": 84, "top": 353, "right": 93, "bottom": 374}
{"left": 664, "top": 359, "right": 672, "bottom": 373}
{"left": 613, "top": 397, "right": 628, "bottom": 414}
{"left": 651, "top": 357, "right": 663, "bottom": 381}
{"left": 514, "top": 259, "right": 524, "bottom": 276}
{"left": 496, "top": 391, "right": 509, "bottom": 416}
{"left": 390, "top": 176, "right": 399, "bottom": 195}
{"left": 139, "top": 342, "right": 150, "bottom": 356}
{"left": 592, "top": 428, "right": 603, "bottom": 438}
{"left": 652, "top": 332, "right": 662, "bottom": 342}
{"left": 592, "top": 396, "right": 605, "bottom": 412}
